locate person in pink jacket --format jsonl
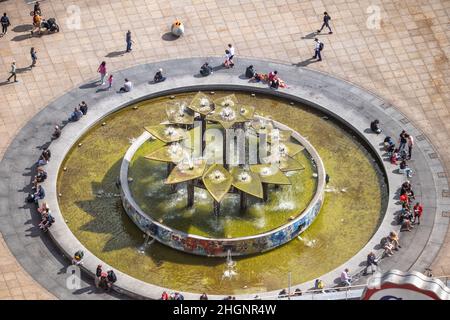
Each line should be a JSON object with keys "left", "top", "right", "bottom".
{"left": 97, "top": 61, "right": 107, "bottom": 85}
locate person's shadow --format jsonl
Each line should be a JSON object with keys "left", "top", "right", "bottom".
{"left": 105, "top": 50, "right": 126, "bottom": 58}
{"left": 292, "top": 57, "right": 318, "bottom": 67}
{"left": 301, "top": 32, "right": 317, "bottom": 39}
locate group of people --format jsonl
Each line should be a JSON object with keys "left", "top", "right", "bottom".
{"left": 399, "top": 181, "right": 422, "bottom": 231}
{"left": 68, "top": 101, "right": 88, "bottom": 122}
{"left": 37, "top": 202, "right": 55, "bottom": 232}
{"left": 4, "top": 3, "right": 44, "bottom": 83}
{"left": 387, "top": 130, "right": 414, "bottom": 167}
{"left": 27, "top": 150, "right": 52, "bottom": 231}
{"left": 97, "top": 61, "right": 114, "bottom": 89}
{"left": 382, "top": 231, "right": 401, "bottom": 257}
{"left": 95, "top": 265, "right": 117, "bottom": 291}
{"left": 245, "top": 66, "right": 288, "bottom": 89}
{"left": 160, "top": 291, "right": 185, "bottom": 300}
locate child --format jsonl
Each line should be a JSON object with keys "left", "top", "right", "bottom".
{"left": 107, "top": 74, "right": 113, "bottom": 90}
{"left": 390, "top": 149, "right": 399, "bottom": 165}
{"left": 224, "top": 50, "right": 234, "bottom": 68}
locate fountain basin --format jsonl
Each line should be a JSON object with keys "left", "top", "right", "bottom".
{"left": 120, "top": 115, "right": 326, "bottom": 257}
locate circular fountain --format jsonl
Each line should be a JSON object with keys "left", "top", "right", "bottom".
{"left": 120, "top": 93, "right": 325, "bottom": 257}
{"left": 57, "top": 90, "right": 387, "bottom": 295}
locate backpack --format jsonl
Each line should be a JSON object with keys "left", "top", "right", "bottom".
{"left": 107, "top": 270, "right": 117, "bottom": 283}
{"left": 47, "top": 214, "right": 55, "bottom": 224}
{"left": 319, "top": 42, "right": 324, "bottom": 51}
{"left": 74, "top": 250, "right": 84, "bottom": 260}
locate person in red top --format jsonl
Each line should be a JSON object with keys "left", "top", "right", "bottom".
{"left": 161, "top": 291, "right": 169, "bottom": 300}
{"left": 413, "top": 202, "right": 423, "bottom": 225}
{"left": 390, "top": 149, "right": 399, "bottom": 165}
{"left": 399, "top": 193, "right": 408, "bottom": 204}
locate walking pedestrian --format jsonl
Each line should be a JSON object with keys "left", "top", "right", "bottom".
{"left": 340, "top": 268, "right": 352, "bottom": 286}
{"left": 224, "top": 49, "right": 234, "bottom": 68}
{"left": 317, "top": 12, "right": 333, "bottom": 34}
{"left": 126, "top": 30, "right": 134, "bottom": 52}
{"left": 6, "top": 61, "right": 18, "bottom": 82}
{"left": 107, "top": 74, "right": 113, "bottom": 90}
{"left": 97, "top": 61, "right": 107, "bottom": 85}
{"left": 31, "top": 12, "right": 42, "bottom": 36}
{"left": 407, "top": 134, "right": 414, "bottom": 160}
{"left": 1, "top": 13, "right": 10, "bottom": 35}
{"left": 228, "top": 43, "right": 235, "bottom": 60}
{"left": 34, "top": 2, "right": 42, "bottom": 16}
{"left": 364, "top": 252, "right": 378, "bottom": 275}
{"left": 313, "top": 38, "right": 323, "bottom": 61}
{"left": 30, "top": 47, "right": 37, "bottom": 68}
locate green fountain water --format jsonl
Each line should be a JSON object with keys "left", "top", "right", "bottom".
{"left": 57, "top": 91, "right": 387, "bottom": 294}
{"left": 128, "top": 132, "right": 316, "bottom": 238}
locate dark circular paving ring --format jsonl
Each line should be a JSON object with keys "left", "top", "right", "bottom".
{"left": 0, "top": 57, "right": 448, "bottom": 300}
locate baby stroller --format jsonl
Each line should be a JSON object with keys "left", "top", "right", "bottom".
{"left": 41, "top": 18, "right": 59, "bottom": 33}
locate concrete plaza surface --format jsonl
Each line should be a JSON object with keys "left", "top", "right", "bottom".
{"left": 0, "top": 0, "right": 449, "bottom": 299}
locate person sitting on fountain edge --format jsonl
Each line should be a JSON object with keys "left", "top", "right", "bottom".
{"left": 119, "top": 78, "right": 133, "bottom": 92}
{"left": 68, "top": 107, "right": 83, "bottom": 122}
{"left": 245, "top": 65, "right": 256, "bottom": 78}
{"left": 154, "top": 68, "right": 166, "bottom": 83}
{"left": 370, "top": 119, "right": 382, "bottom": 134}
{"left": 200, "top": 62, "right": 213, "bottom": 76}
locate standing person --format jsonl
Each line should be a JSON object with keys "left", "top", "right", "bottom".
{"left": 317, "top": 12, "right": 332, "bottom": 34}
{"left": 126, "top": 30, "right": 134, "bottom": 52}
{"left": 97, "top": 61, "right": 107, "bottom": 85}
{"left": 6, "top": 61, "right": 18, "bottom": 82}
{"left": 340, "top": 268, "right": 352, "bottom": 286}
{"left": 413, "top": 202, "right": 423, "bottom": 225}
{"left": 224, "top": 49, "right": 234, "bottom": 68}
{"left": 407, "top": 134, "right": 414, "bottom": 160}
{"left": 228, "top": 43, "right": 235, "bottom": 60}
{"left": 95, "top": 265, "right": 102, "bottom": 288}
{"left": 364, "top": 252, "right": 378, "bottom": 275}
{"left": 98, "top": 272, "right": 109, "bottom": 291}
{"left": 34, "top": 2, "right": 42, "bottom": 15}
{"left": 30, "top": 47, "right": 37, "bottom": 68}
{"left": 31, "top": 12, "right": 42, "bottom": 36}
{"left": 107, "top": 74, "right": 113, "bottom": 90}
{"left": 313, "top": 38, "right": 323, "bottom": 61}
{"left": 398, "top": 130, "right": 407, "bottom": 153}
{"left": 1, "top": 13, "right": 10, "bottom": 35}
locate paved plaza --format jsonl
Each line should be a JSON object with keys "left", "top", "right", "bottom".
{"left": 0, "top": 0, "right": 449, "bottom": 299}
